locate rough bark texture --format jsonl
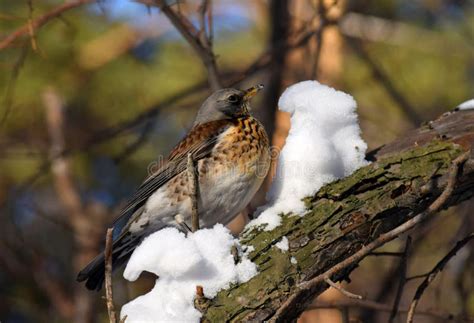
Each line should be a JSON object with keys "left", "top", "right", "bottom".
{"left": 200, "top": 109, "right": 474, "bottom": 322}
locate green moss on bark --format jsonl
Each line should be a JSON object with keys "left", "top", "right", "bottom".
{"left": 202, "top": 141, "right": 470, "bottom": 322}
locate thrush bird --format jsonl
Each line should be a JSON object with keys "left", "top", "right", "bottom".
{"left": 77, "top": 85, "right": 270, "bottom": 290}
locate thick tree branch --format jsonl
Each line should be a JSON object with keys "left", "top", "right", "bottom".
{"left": 200, "top": 109, "right": 474, "bottom": 322}
{"left": 271, "top": 150, "right": 469, "bottom": 322}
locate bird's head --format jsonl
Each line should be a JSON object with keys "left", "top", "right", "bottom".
{"left": 193, "top": 84, "right": 264, "bottom": 126}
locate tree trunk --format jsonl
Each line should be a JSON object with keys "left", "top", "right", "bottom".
{"left": 200, "top": 109, "right": 474, "bottom": 322}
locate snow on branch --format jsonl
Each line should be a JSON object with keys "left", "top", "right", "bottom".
{"left": 117, "top": 81, "right": 474, "bottom": 322}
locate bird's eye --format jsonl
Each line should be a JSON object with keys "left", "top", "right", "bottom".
{"left": 228, "top": 94, "right": 239, "bottom": 103}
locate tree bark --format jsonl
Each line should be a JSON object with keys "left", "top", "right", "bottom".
{"left": 200, "top": 109, "right": 474, "bottom": 322}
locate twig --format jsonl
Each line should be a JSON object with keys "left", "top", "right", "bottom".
{"left": 27, "top": 0, "right": 39, "bottom": 52}
{"left": 389, "top": 236, "right": 411, "bottom": 323}
{"left": 271, "top": 151, "right": 470, "bottom": 322}
{"left": 0, "top": 0, "right": 94, "bottom": 51}
{"left": 198, "top": 0, "right": 209, "bottom": 46}
{"left": 405, "top": 273, "right": 430, "bottom": 282}
{"left": 196, "top": 285, "right": 204, "bottom": 298}
{"left": 187, "top": 153, "right": 200, "bottom": 232}
{"left": 346, "top": 38, "right": 422, "bottom": 126}
{"left": 323, "top": 276, "right": 363, "bottom": 300}
{"left": 136, "top": 0, "right": 222, "bottom": 90}
{"left": 206, "top": 1, "right": 214, "bottom": 47}
{"left": 406, "top": 233, "right": 474, "bottom": 323}
{"left": 361, "top": 216, "right": 440, "bottom": 322}
{"left": 105, "top": 228, "right": 117, "bottom": 323}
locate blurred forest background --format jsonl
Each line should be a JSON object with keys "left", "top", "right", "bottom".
{"left": 0, "top": 0, "right": 473, "bottom": 322}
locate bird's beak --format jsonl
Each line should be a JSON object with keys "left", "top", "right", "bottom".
{"left": 243, "top": 84, "right": 264, "bottom": 101}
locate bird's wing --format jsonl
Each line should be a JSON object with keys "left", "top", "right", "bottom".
{"left": 111, "top": 119, "right": 233, "bottom": 236}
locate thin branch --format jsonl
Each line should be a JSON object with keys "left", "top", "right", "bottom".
{"left": 406, "top": 273, "right": 430, "bottom": 282}
{"left": 136, "top": 0, "right": 222, "bottom": 90}
{"left": 198, "top": 0, "right": 210, "bottom": 46}
{"left": 361, "top": 216, "right": 440, "bottom": 322}
{"left": 105, "top": 228, "right": 117, "bottom": 323}
{"left": 0, "top": 0, "right": 94, "bottom": 51}
{"left": 27, "top": 0, "right": 39, "bottom": 52}
{"left": 271, "top": 151, "right": 470, "bottom": 321}
{"left": 406, "top": 232, "right": 474, "bottom": 323}
{"left": 187, "top": 153, "right": 200, "bottom": 232}
{"left": 43, "top": 87, "right": 84, "bottom": 225}
{"left": 207, "top": 1, "right": 214, "bottom": 47}
{"left": 389, "top": 236, "right": 411, "bottom": 323}
{"left": 324, "top": 277, "right": 363, "bottom": 300}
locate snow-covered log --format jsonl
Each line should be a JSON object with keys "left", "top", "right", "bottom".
{"left": 199, "top": 108, "right": 474, "bottom": 322}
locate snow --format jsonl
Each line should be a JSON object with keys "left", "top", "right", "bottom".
{"left": 275, "top": 237, "right": 288, "bottom": 251}
{"left": 275, "top": 236, "right": 289, "bottom": 251}
{"left": 248, "top": 81, "right": 368, "bottom": 231}
{"left": 457, "top": 99, "right": 474, "bottom": 110}
{"left": 121, "top": 224, "right": 257, "bottom": 322}
{"left": 120, "top": 81, "right": 368, "bottom": 321}
{"left": 243, "top": 245, "right": 255, "bottom": 255}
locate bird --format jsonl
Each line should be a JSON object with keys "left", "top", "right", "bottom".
{"left": 77, "top": 85, "right": 270, "bottom": 291}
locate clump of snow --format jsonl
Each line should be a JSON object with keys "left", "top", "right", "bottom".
{"left": 248, "top": 80, "right": 368, "bottom": 231}
{"left": 290, "top": 257, "right": 298, "bottom": 265}
{"left": 275, "top": 236, "right": 289, "bottom": 251}
{"left": 121, "top": 224, "right": 257, "bottom": 322}
{"left": 243, "top": 245, "right": 255, "bottom": 256}
{"left": 457, "top": 99, "right": 474, "bottom": 110}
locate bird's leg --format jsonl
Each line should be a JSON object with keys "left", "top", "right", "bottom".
{"left": 175, "top": 214, "right": 192, "bottom": 233}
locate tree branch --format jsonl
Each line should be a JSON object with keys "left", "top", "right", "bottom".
{"left": 388, "top": 236, "right": 411, "bottom": 323}
{"left": 0, "top": 0, "right": 94, "bottom": 51}
{"left": 271, "top": 150, "right": 468, "bottom": 322}
{"left": 200, "top": 109, "right": 474, "bottom": 322}
{"left": 406, "top": 233, "right": 474, "bottom": 323}
{"left": 135, "top": 0, "right": 222, "bottom": 90}
{"left": 105, "top": 228, "right": 117, "bottom": 323}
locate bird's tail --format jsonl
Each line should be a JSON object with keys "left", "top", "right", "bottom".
{"left": 76, "top": 253, "right": 107, "bottom": 291}
{"left": 76, "top": 234, "right": 139, "bottom": 291}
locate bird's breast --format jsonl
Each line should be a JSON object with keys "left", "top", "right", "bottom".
{"left": 143, "top": 117, "right": 270, "bottom": 230}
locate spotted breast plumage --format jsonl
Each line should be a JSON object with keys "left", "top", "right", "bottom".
{"left": 77, "top": 85, "right": 270, "bottom": 290}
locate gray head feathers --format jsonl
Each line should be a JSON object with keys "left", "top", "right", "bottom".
{"left": 193, "top": 85, "right": 263, "bottom": 126}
